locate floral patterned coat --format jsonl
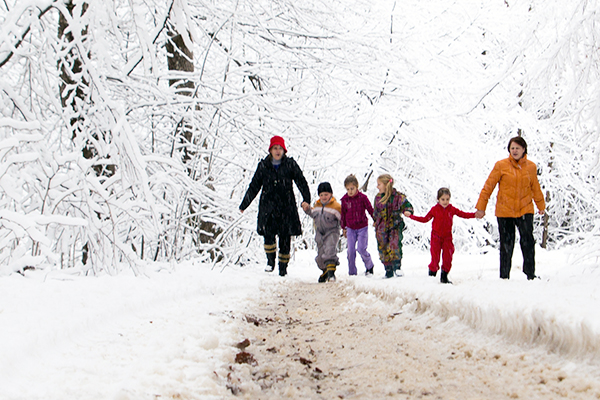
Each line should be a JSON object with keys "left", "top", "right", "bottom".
{"left": 373, "top": 189, "right": 413, "bottom": 264}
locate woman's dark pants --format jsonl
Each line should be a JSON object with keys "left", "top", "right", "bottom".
{"left": 497, "top": 214, "right": 535, "bottom": 279}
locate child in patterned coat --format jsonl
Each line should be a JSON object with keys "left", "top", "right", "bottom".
{"left": 373, "top": 174, "right": 413, "bottom": 279}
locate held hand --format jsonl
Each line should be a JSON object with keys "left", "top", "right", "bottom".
{"left": 240, "top": 209, "right": 244, "bottom": 214}
{"left": 403, "top": 211, "right": 412, "bottom": 217}
{"left": 301, "top": 202, "right": 310, "bottom": 212}
{"left": 475, "top": 210, "right": 485, "bottom": 219}
{"left": 538, "top": 210, "right": 545, "bottom": 215}
{"left": 343, "top": 229, "right": 347, "bottom": 238}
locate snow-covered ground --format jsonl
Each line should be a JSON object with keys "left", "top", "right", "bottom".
{"left": 0, "top": 262, "right": 259, "bottom": 399}
{"left": 1, "top": 236, "right": 599, "bottom": 398}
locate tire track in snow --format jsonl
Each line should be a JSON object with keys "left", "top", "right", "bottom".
{"left": 224, "top": 281, "right": 600, "bottom": 399}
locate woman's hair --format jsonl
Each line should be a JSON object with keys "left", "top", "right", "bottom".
{"left": 377, "top": 174, "right": 394, "bottom": 204}
{"left": 507, "top": 136, "right": 528, "bottom": 155}
{"left": 344, "top": 174, "right": 359, "bottom": 188}
{"left": 437, "top": 187, "right": 451, "bottom": 200}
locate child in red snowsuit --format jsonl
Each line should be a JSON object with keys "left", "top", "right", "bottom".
{"left": 409, "top": 188, "right": 480, "bottom": 284}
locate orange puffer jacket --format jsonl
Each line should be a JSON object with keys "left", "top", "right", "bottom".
{"left": 476, "top": 155, "right": 545, "bottom": 218}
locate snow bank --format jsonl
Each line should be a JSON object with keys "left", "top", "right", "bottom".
{"left": 345, "top": 248, "right": 600, "bottom": 364}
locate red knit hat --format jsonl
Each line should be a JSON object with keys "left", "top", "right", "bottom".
{"left": 269, "top": 136, "right": 287, "bottom": 153}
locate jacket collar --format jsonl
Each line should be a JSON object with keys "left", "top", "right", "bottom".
{"left": 342, "top": 192, "right": 364, "bottom": 201}
{"left": 263, "top": 154, "right": 287, "bottom": 165}
{"left": 509, "top": 154, "right": 527, "bottom": 167}
{"left": 316, "top": 196, "right": 338, "bottom": 207}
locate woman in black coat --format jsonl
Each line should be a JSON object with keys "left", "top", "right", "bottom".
{"left": 239, "top": 136, "right": 311, "bottom": 276}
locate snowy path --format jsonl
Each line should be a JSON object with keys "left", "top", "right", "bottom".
{"left": 224, "top": 280, "right": 600, "bottom": 399}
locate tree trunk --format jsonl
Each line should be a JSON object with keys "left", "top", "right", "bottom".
{"left": 58, "top": 1, "right": 115, "bottom": 177}
{"left": 58, "top": 1, "right": 115, "bottom": 265}
{"left": 541, "top": 195, "right": 550, "bottom": 248}
{"left": 166, "top": 30, "right": 195, "bottom": 173}
{"left": 57, "top": 1, "right": 89, "bottom": 137}
{"left": 166, "top": 26, "right": 220, "bottom": 249}
{"left": 541, "top": 142, "right": 554, "bottom": 249}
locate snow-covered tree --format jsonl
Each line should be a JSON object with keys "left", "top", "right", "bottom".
{"left": 1, "top": 0, "right": 599, "bottom": 276}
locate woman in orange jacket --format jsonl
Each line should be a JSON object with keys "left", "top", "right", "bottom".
{"left": 475, "top": 136, "right": 545, "bottom": 280}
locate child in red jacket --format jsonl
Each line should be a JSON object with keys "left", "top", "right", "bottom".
{"left": 409, "top": 188, "right": 480, "bottom": 284}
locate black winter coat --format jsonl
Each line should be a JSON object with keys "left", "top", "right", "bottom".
{"left": 240, "top": 156, "right": 311, "bottom": 237}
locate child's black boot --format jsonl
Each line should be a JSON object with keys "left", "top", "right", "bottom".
{"left": 318, "top": 269, "right": 328, "bottom": 283}
{"left": 393, "top": 261, "right": 404, "bottom": 277}
{"left": 326, "top": 264, "right": 336, "bottom": 282}
{"left": 440, "top": 271, "right": 452, "bottom": 284}
{"left": 384, "top": 264, "right": 394, "bottom": 279}
{"left": 429, "top": 269, "right": 437, "bottom": 277}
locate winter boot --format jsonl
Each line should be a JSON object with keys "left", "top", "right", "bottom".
{"left": 318, "top": 270, "right": 328, "bottom": 283}
{"left": 429, "top": 269, "right": 437, "bottom": 277}
{"left": 278, "top": 253, "right": 290, "bottom": 276}
{"left": 365, "top": 267, "right": 374, "bottom": 276}
{"left": 325, "top": 264, "right": 336, "bottom": 282}
{"left": 265, "top": 251, "right": 276, "bottom": 272}
{"left": 393, "top": 261, "right": 404, "bottom": 277}
{"left": 384, "top": 264, "right": 394, "bottom": 279}
{"left": 440, "top": 271, "right": 452, "bottom": 284}
{"left": 264, "top": 243, "right": 277, "bottom": 272}
{"left": 279, "top": 262, "right": 288, "bottom": 277}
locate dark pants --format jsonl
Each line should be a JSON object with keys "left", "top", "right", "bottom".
{"left": 497, "top": 214, "right": 535, "bottom": 279}
{"left": 264, "top": 234, "right": 291, "bottom": 264}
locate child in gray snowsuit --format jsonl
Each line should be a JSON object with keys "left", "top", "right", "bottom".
{"left": 303, "top": 182, "right": 342, "bottom": 282}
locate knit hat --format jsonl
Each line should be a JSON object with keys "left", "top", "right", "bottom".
{"left": 317, "top": 182, "right": 333, "bottom": 194}
{"left": 269, "top": 136, "right": 287, "bottom": 153}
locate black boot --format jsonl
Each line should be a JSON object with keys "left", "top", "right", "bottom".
{"left": 325, "top": 264, "right": 336, "bottom": 282}
{"left": 318, "top": 270, "right": 328, "bottom": 283}
{"left": 278, "top": 253, "right": 290, "bottom": 276}
{"left": 384, "top": 264, "right": 394, "bottom": 279}
{"left": 393, "top": 261, "right": 404, "bottom": 277}
{"left": 429, "top": 269, "right": 437, "bottom": 277}
{"left": 279, "top": 262, "right": 288, "bottom": 277}
{"left": 440, "top": 271, "right": 452, "bottom": 284}
{"left": 265, "top": 252, "right": 276, "bottom": 272}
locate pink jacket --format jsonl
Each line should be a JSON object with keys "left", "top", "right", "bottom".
{"left": 341, "top": 191, "right": 374, "bottom": 230}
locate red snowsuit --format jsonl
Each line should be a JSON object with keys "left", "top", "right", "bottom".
{"left": 409, "top": 203, "right": 475, "bottom": 273}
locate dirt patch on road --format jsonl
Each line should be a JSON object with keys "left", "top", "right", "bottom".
{"left": 221, "top": 280, "right": 600, "bottom": 399}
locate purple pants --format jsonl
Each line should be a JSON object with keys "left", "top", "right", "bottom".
{"left": 347, "top": 226, "right": 374, "bottom": 275}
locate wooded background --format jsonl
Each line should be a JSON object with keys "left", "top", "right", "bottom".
{"left": 1, "top": 0, "right": 598, "bottom": 275}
